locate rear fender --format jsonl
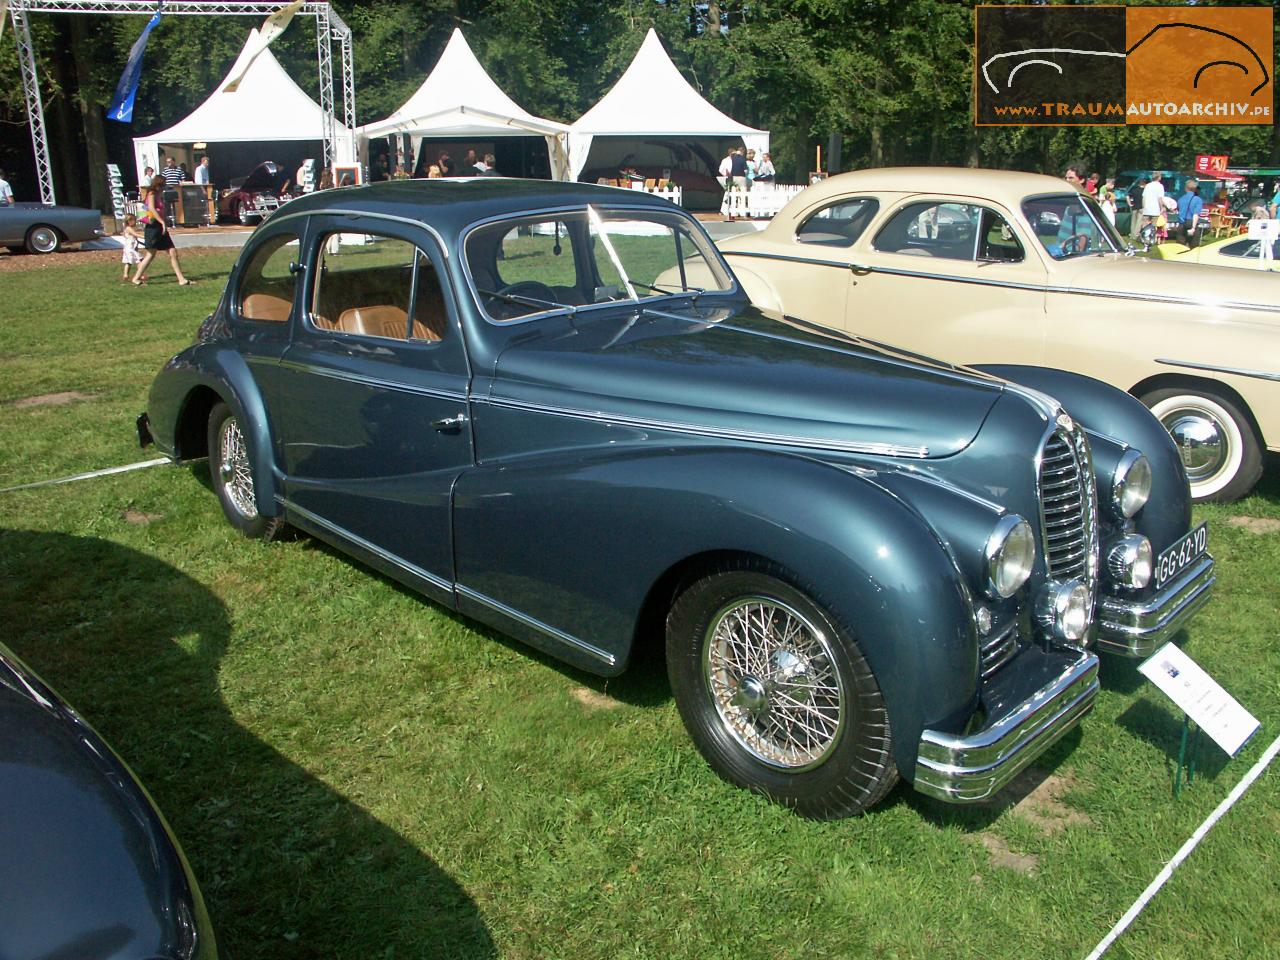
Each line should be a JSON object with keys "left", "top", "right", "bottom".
{"left": 452, "top": 445, "right": 977, "bottom": 776}
{"left": 149, "top": 345, "right": 281, "bottom": 516}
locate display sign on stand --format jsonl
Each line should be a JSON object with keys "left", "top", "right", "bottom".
{"left": 1246, "top": 218, "right": 1278, "bottom": 268}
{"left": 105, "top": 164, "right": 127, "bottom": 227}
{"left": 1139, "top": 643, "right": 1260, "bottom": 796}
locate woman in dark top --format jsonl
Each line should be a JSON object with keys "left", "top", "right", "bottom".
{"left": 133, "top": 175, "right": 193, "bottom": 286}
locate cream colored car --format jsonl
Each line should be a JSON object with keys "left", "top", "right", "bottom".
{"left": 719, "top": 167, "right": 1280, "bottom": 502}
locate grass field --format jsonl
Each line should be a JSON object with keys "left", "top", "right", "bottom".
{"left": 2, "top": 248, "right": 1278, "bottom": 960}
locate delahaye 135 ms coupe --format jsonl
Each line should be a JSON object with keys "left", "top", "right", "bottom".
{"left": 139, "top": 180, "right": 1214, "bottom": 819}
{"left": 719, "top": 168, "right": 1280, "bottom": 504}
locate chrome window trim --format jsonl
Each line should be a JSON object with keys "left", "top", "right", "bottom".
{"left": 261, "top": 207, "right": 450, "bottom": 257}
{"left": 1021, "top": 191, "right": 1124, "bottom": 255}
{"left": 723, "top": 249, "right": 1280, "bottom": 314}
{"left": 480, "top": 395, "right": 931, "bottom": 458}
{"left": 276, "top": 358, "right": 469, "bottom": 402}
{"left": 459, "top": 203, "right": 741, "bottom": 327}
{"left": 281, "top": 498, "right": 453, "bottom": 593}
{"left": 794, "top": 195, "right": 880, "bottom": 248}
{"left": 1155, "top": 358, "right": 1280, "bottom": 383}
{"left": 455, "top": 584, "right": 617, "bottom": 667}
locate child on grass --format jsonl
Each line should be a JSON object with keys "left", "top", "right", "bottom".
{"left": 120, "top": 214, "right": 144, "bottom": 281}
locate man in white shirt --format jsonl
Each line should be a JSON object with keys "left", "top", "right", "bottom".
{"left": 1140, "top": 171, "right": 1165, "bottom": 235}
{"left": 194, "top": 157, "right": 211, "bottom": 186}
{"left": 0, "top": 169, "right": 13, "bottom": 205}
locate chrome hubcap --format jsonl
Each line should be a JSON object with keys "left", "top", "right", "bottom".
{"left": 1161, "top": 410, "right": 1227, "bottom": 482}
{"left": 218, "top": 416, "right": 258, "bottom": 519}
{"left": 703, "top": 598, "right": 844, "bottom": 770}
{"left": 30, "top": 228, "right": 56, "bottom": 252}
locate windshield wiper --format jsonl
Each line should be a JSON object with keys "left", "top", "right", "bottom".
{"left": 476, "top": 288, "right": 576, "bottom": 315}
{"left": 630, "top": 280, "right": 709, "bottom": 301}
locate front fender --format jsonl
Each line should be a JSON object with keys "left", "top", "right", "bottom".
{"left": 976, "top": 364, "right": 1191, "bottom": 550}
{"left": 149, "top": 344, "right": 281, "bottom": 516}
{"left": 452, "top": 445, "right": 978, "bottom": 776}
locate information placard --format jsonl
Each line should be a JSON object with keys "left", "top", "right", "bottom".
{"left": 1139, "top": 644, "right": 1259, "bottom": 757}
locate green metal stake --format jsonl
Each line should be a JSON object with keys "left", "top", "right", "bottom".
{"left": 1174, "top": 714, "right": 1191, "bottom": 798}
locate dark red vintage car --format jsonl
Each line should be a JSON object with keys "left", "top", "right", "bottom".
{"left": 217, "top": 161, "right": 293, "bottom": 225}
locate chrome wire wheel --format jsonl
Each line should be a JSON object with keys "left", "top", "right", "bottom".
{"left": 702, "top": 597, "right": 845, "bottom": 771}
{"left": 218, "top": 415, "right": 259, "bottom": 520}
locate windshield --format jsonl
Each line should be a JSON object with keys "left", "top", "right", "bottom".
{"left": 464, "top": 207, "right": 734, "bottom": 322}
{"left": 1022, "top": 193, "right": 1124, "bottom": 260}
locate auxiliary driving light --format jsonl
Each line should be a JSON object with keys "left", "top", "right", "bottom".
{"left": 1037, "top": 579, "right": 1091, "bottom": 642}
{"left": 1107, "top": 535, "right": 1153, "bottom": 590}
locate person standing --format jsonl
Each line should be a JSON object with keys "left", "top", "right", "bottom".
{"left": 133, "top": 175, "right": 193, "bottom": 286}
{"left": 437, "top": 151, "right": 454, "bottom": 177}
{"left": 1098, "top": 178, "right": 1118, "bottom": 226}
{"left": 0, "top": 168, "right": 13, "bottom": 206}
{"left": 1176, "top": 179, "right": 1204, "bottom": 248}
{"left": 482, "top": 154, "right": 498, "bottom": 176}
{"left": 161, "top": 157, "right": 183, "bottom": 227}
{"left": 718, "top": 146, "right": 736, "bottom": 189}
{"left": 120, "top": 213, "right": 143, "bottom": 281}
{"left": 1140, "top": 172, "right": 1165, "bottom": 238}
{"left": 1127, "top": 176, "right": 1146, "bottom": 238}
{"left": 194, "top": 156, "right": 211, "bottom": 187}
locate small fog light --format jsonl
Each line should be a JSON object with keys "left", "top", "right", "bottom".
{"left": 974, "top": 605, "right": 993, "bottom": 636}
{"left": 1107, "top": 535, "right": 1153, "bottom": 590}
{"left": 1037, "top": 579, "right": 1091, "bottom": 642}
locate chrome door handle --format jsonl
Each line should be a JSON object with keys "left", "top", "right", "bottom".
{"left": 431, "top": 413, "right": 468, "bottom": 432}
{"left": 849, "top": 263, "right": 873, "bottom": 276}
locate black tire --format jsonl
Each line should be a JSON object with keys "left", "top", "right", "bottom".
{"left": 1141, "top": 387, "right": 1263, "bottom": 503}
{"left": 24, "top": 224, "right": 61, "bottom": 255}
{"left": 666, "top": 560, "right": 898, "bottom": 819}
{"left": 236, "top": 202, "right": 252, "bottom": 226}
{"left": 207, "top": 402, "right": 281, "bottom": 540}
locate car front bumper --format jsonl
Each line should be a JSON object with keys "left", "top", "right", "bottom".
{"left": 1095, "top": 554, "right": 1215, "bottom": 658}
{"left": 913, "top": 646, "right": 1099, "bottom": 804}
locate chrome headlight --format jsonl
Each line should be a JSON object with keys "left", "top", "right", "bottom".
{"left": 1107, "top": 535, "right": 1153, "bottom": 590}
{"left": 984, "top": 514, "right": 1036, "bottom": 598}
{"left": 1037, "top": 579, "right": 1091, "bottom": 642}
{"left": 1112, "top": 450, "right": 1152, "bottom": 518}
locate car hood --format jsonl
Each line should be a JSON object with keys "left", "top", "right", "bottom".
{"left": 0, "top": 644, "right": 212, "bottom": 960}
{"left": 1057, "top": 255, "right": 1280, "bottom": 316}
{"left": 488, "top": 302, "right": 1007, "bottom": 458}
{"left": 239, "top": 162, "right": 285, "bottom": 193}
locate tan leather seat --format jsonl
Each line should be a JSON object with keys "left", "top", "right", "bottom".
{"left": 241, "top": 292, "right": 292, "bottom": 322}
{"left": 337, "top": 305, "right": 410, "bottom": 339}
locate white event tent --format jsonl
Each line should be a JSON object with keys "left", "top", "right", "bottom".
{"left": 567, "top": 29, "right": 769, "bottom": 182}
{"left": 359, "top": 29, "right": 571, "bottom": 180}
{"left": 132, "top": 29, "right": 353, "bottom": 185}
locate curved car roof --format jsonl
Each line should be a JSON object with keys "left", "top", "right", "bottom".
{"left": 789, "top": 167, "right": 1077, "bottom": 209}
{"left": 277, "top": 177, "right": 677, "bottom": 235}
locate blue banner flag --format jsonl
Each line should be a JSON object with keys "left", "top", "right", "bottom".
{"left": 105, "top": 7, "right": 163, "bottom": 124}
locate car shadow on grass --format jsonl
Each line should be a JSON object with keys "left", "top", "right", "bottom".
{"left": 1116, "top": 697, "right": 1230, "bottom": 783}
{"left": 0, "top": 528, "right": 496, "bottom": 960}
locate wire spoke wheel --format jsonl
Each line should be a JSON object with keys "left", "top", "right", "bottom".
{"left": 218, "top": 415, "right": 259, "bottom": 520}
{"left": 703, "top": 597, "right": 845, "bottom": 771}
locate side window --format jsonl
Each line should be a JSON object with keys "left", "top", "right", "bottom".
{"left": 312, "top": 232, "right": 448, "bottom": 342}
{"left": 795, "top": 198, "right": 879, "bottom": 247}
{"left": 977, "top": 208, "right": 1024, "bottom": 262}
{"left": 238, "top": 233, "right": 300, "bottom": 322}
{"left": 873, "top": 201, "right": 982, "bottom": 260}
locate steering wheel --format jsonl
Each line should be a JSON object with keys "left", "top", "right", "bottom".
{"left": 498, "top": 280, "right": 558, "bottom": 305}
{"left": 1063, "top": 233, "right": 1090, "bottom": 256}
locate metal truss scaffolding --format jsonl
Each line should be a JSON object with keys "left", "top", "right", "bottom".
{"left": 6, "top": 0, "right": 357, "bottom": 203}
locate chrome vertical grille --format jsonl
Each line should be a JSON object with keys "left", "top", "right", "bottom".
{"left": 1039, "top": 422, "right": 1100, "bottom": 599}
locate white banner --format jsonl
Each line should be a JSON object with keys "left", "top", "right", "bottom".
{"left": 222, "top": 0, "right": 304, "bottom": 93}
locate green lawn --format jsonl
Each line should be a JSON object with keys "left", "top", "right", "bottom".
{"left": 1, "top": 249, "right": 1278, "bottom": 960}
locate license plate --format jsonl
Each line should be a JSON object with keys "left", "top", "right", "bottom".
{"left": 1154, "top": 522, "right": 1208, "bottom": 589}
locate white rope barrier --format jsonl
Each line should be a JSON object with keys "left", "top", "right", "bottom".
{"left": 1084, "top": 731, "right": 1280, "bottom": 960}
{"left": 0, "top": 457, "right": 172, "bottom": 493}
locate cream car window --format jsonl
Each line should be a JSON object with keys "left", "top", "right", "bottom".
{"left": 873, "top": 201, "right": 984, "bottom": 261}
{"left": 795, "top": 198, "right": 879, "bottom": 247}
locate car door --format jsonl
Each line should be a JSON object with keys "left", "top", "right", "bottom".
{"left": 276, "top": 217, "right": 472, "bottom": 599}
{"left": 842, "top": 198, "right": 1049, "bottom": 367}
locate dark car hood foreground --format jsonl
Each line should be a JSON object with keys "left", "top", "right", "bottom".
{"left": 488, "top": 302, "right": 1006, "bottom": 458}
{"left": 0, "top": 644, "right": 212, "bottom": 960}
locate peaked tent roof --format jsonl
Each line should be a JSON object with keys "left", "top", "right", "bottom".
{"left": 573, "top": 29, "right": 766, "bottom": 138}
{"left": 135, "top": 29, "right": 349, "bottom": 144}
{"left": 568, "top": 29, "right": 768, "bottom": 180}
{"left": 360, "top": 29, "right": 570, "bottom": 140}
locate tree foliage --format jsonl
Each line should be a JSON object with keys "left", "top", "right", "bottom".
{"left": 2, "top": 0, "right": 1277, "bottom": 207}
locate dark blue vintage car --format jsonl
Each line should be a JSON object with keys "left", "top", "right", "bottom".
{"left": 0, "top": 642, "right": 216, "bottom": 959}
{"left": 0, "top": 201, "right": 105, "bottom": 254}
{"left": 140, "top": 179, "right": 1214, "bottom": 818}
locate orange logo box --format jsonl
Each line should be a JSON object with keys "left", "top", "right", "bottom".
{"left": 1126, "top": 7, "right": 1272, "bottom": 125}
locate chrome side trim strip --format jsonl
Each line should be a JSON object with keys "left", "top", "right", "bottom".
{"left": 276, "top": 358, "right": 468, "bottom": 402}
{"left": 1096, "top": 554, "right": 1216, "bottom": 658}
{"left": 281, "top": 499, "right": 453, "bottom": 593}
{"left": 481, "top": 395, "right": 931, "bottom": 458}
{"left": 723, "top": 250, "right": 1280, "bottom": 313}
{"left": 914, "top": 650, "right": 1100, "bottom": 803}
{"left": 454, "top": 584, "right": 617, "bottom": 667}
{"left": 1155, "top": 359, "right": 1280, "bottom": 384}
